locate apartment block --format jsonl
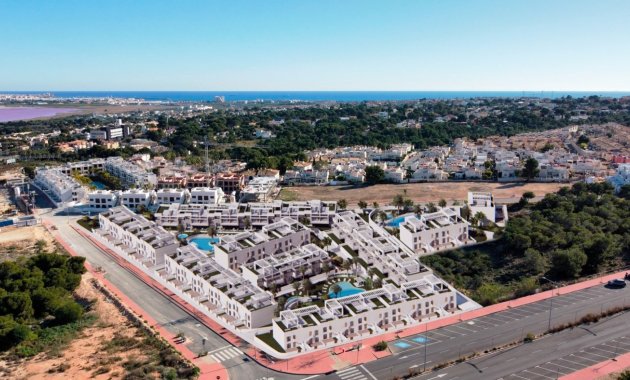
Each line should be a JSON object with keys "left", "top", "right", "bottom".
{"left": 214, "top": 218, "right": 310, "bottom": 271}
{"left": 88, "top": 190, "right": 119, "bottom": 210}
{"left": 272, "top": 278, "right": 456, "bottom": 352}
{"left": 120, "top": 189, "right": 153, "bottom": 210}
{"left": 240, "top": 177, "right": 277, "bottom": 202}
{"left": 104, "top": 157, "right": 157, "bottom": 189}
{"left": 33, "top": 168, "right": 86, "bottom": 207}
{"left": 189, "top": 187, "right": 225, "bottom": 205}
{"left": 156, "top": 188, "right": 188, "bottom": 205}
{"left": 399, "top": 208, "right": 472, "bottom": 254}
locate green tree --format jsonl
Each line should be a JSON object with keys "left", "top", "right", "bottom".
{"left": 365, "top": 166, "right": 385, "bottom": 185}
{"left": 551, "top": 248, "right": 587, "bottom": 278}
{"left": 438, "top": 199, "right": 447, "bottom": 208}
{"left": 52, "top": 300, "right": 84, "bottom": 325}
{"left": 392, "top": 194, "right": 405, "bottom": 211}
{"left": 0, "top": 292, "right": 34, "bottom": 322}
{"left": 337, "top": 199, "right": 348, "bottom": 210}
{"left": 521, "top": 158, "right": 540, "bottom": 180}
{"left": 523, "top": 248, "right": 545, "bottom": 275}
{"left": 358, "top": 200, "right": 368, "bottom": 215}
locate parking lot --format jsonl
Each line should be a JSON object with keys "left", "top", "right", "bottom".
{"left": 505, "top": 336, "right": 630, "bottom": 380}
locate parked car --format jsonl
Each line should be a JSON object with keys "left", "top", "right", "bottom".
{"left": 607, "top": 279, "right": 627, "bottom": 288}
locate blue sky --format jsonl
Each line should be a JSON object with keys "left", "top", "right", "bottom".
{"left": 1, "top": 0, "right": 629, "bottom": 91}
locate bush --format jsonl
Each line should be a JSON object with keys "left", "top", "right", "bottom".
{"left": 524, "top": 333, "right": 535, "bottom": 343}
{"left": 52, "top": 301, "right": 84, "bottom": 325}
{"left": 372, "top": 341, "right": 388, "bottom": 352}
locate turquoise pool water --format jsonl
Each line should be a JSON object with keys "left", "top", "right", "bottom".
{"left": 328, "top": 281, "right": 365, "bottom": 298}
{"left": 387, "top": 216, "right": 406, "bottom": 227}
{"left": 189, "top": 236, "right": 220, "bottom": 252}
{"left": 90, "top": 181, "right": 106, "bottom": 190}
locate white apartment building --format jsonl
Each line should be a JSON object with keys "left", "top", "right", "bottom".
{"left": 189, "top": 187, "right": 225, "bottom": 205}
{"left": 162, "top": 244, "right": 275, "bottom": 328}
{"left": 249, "top": 200, "right": 337, "bottom": 227}
{"left": 332, "top": 211, "right": 429, "bottom": 285}
{"left": 104, "top": 157, "right": 157, "bottom": 189}
{"left": 240, "top": 177, "right": 277, "bottom": 202}
{"left": 155, "top": 203, "right": 241, "bottom": 230}
{"left": 467, "top": 192, "right": 496, "bottom": 224}
{"left": 94, "top": 206, "right": 274, "bottom": 329}
{"left": 272, "top": 278, "right": 456, "bottom": 352}
{"left": 399, "top": 208, "right": 472, "bottom": 255}
{"left": 58, "top": 158, "right": 106, "bottom": 176}
{"left": 88, "top": 190, "right": 119, "bottom": 210}
{"left": 156, "top": 188, "right": 189, "bottom": 205}
{"left": 283, "top": 170, "right": 329, "bottom": 185}
{"left": 96, "top": 206, "right": 179, "bottom": 267}
{"left": 242, "top": 243, "right": 330, "bottom": 289}
{"left": 214, "top": 218, "right": 310, "bottom": 271}
{"left": 120, "top": 189, "right": 153, "bottom": 210}
{"left": 33, "top": 168, "right": 86, "bottom": 207}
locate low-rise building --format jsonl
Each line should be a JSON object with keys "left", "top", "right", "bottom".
{"left": 156, "top": 188, "right": 188, "bottom": 205}
{"left": 33, "top": 168, "right": 86, "bottom": 207}
{"left": 189, "top": 187, "right": 225, "bottom": 205}
{"left": 399, "top": 209, "right": 472, "bottom": 254}
{"left": 240, "top": 177, "right": 277, "bottom": 202}
{"left": 214, "top": 217, "right": 310, "bottom": 271}
{"left": 215, "top": 172, "right": 245, "bottom": 194}
{"left": 104, "top": 157, "right": 157, "bottom": 189}
{"left": 120, "top": 189, "right": 153, "bottom": 210}
{"left": 467, "top": 192, "right": 495, "bottom": 224}
{"left": 88, "top": 190, "right": 119, "bottom": 210}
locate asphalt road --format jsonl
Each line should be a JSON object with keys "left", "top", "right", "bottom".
{"left": 406, "top": 310, "right": 630, "bottom": 380}
{"left": 322, "top": 281, "right": 630, "bottom": 380}
{"left": 42, "top": 210, "right": 300, "bottom": 380}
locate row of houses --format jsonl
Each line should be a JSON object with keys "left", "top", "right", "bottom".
{"left": 95, "top": 206, "right": 275, "bottom": 329}
{"left": 154, "top": 200, "right": 337, "bottom": 230}
{"left": 88, "top": 187, "right": 226, "bottom": 210}
{"left": 33, "top": 168, "right": 86, "bottom": 207}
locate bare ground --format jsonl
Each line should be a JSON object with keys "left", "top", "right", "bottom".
{"left": 278, "top": 181, "right": 568, "bottom": 207}
{"left": 0, "top": 272, "right": 151, "bottom": 380}
{"left": 0, "top": 224, "right": 56, "bottom": 261}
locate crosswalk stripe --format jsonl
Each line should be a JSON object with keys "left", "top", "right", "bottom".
{"left": 337, "top": 367, "right": 357, "bottom": 374}
{"left": 343, "top": 375, "right": 366, "bottom": 380}
{"left": 215, "top": 351, "right": 229, "bottom": 361}
{"left": 210, "top": 354, "right": 220, "bottom": 362}
{"left": 339, "top": 370, "right": 360, "bottom": 377}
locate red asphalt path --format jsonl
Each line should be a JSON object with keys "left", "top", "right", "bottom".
{"left": 47, "top": 220, "right": 630, "bottom": 376}
{"left": 44, "top": 221, "right": 230, "bottom": 380}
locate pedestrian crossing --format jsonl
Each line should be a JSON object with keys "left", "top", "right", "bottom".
{"left": 336, "top": 366, "right": 367, "bottom": 380}
{"left": 209, "top": 346, "right": 243, "bottom": 363}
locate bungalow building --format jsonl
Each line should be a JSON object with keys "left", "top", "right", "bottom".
{"left": 399, "top": 208, "right": 472, "bottom": 255}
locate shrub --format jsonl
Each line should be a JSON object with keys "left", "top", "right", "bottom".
{"left": 372, "top": 341, "right": 388, "bottom": 352}
{"left": 524, "top": 333, "right": 535, "bottom": 343}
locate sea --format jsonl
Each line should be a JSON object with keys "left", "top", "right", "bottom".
{"left": 3, "top": 91, "right": 630, "bottom": 102}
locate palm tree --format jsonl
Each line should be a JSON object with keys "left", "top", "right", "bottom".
{"left": 322, "top": 236, "right": 332, "bottom": 250}
{"left": 351, "top": 256, "right": 360, "bottom": 273}
{"left": 392, "top": 194, "right": 405, "bottom": 212}
{"left": 413, "top": 204, "right": 423, "bottom": 217}
{"left": 372, "top": 201, "right": 379, "bottom": 209}
{"left": 322, "top": 262, "right": 331, "bottom": 279}
{"left": 341, "top": 259, "right": 352, "bottom": 272}
{"left": 331, "top": 283, "right": 342, "bottom": 299}
{"left": 269, "top": 282, "right": 278, "bottom": 297}
{"left": 302, "top": 278, "right": 313, "bottom": 296}
{"left": 403, "top": 198, "right": 414, "bottom": 212}
{"left": 426, "top": 202, "right": 438, "bottom": 213}
{"left": 438, "top": 199, "right": 447, "bottom": 208}
{"left": 358, "top": 200, "right": 368, "bottom": 215}
{"left": 292, "top": 281, "right": 301, "bottom": 295}
{"left": 473, "top": 211, "right": 486, "bottom": 227}
{"left": 243, "top": 216, "right": 251, "bottom": 230}
{"left": 207, "top": 225, "right": 217, "bottom": 237}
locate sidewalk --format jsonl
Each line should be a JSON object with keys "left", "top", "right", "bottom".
{"left": 560, "top": 351, "right": 630, "bottom": 380}
{"left": 44, "top": 221, "right": 230, "bottom": 380}
{"left": 50, "top": 220, "right": 630, "bottom": 376}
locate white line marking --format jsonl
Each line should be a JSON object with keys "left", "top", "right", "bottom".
{"left": 360, "top": 365, "right": 379, "bottom": 380}
{"left": 337, "top": 367, "right": 358, "bottom": 374}
{"left": 207, "top": 344, "right": 232, "bottom": 354}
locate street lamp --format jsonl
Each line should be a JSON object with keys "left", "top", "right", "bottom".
{"left": 542, "top": 277, "right": 560, "bottom": 331}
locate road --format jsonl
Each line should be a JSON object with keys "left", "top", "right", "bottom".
{"left": 322, "top": 282, "right": 630, "bottom": 380}
{"left": 405, "top": 310, "right": 630, "bottom": 380}
{"left": 41, "top": 210, "right": 300, "bottom": 380}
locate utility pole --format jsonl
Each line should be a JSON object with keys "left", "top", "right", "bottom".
{"left": 423, "top": 322, "right": 428, "bottom": 371}
{"left": 542, "top": 277, "right": 560, "bottom": 331}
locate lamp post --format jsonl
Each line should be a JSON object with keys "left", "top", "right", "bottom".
{"left": 542, "top": 277, "right": 560, "bottom": 331}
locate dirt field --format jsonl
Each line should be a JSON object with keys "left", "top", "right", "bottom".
{"left": 278, "top": 181, "right": 568, "bottom": 207}
{"left": 0, "top": 224, "right": 56, "bottom": 261}
{"left": 1, "top": 273, "right": 150, "bottom": 380}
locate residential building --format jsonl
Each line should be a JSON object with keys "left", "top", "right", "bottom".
{"left": 215, "top": 173, "right": 245, "bottom": 194}
{"left": 467, "top": 192, "right": 496, "bottom": 224}
{"left": 120, "top": 189, "right": 153, "bottom": 210}
{"left": 88, "top": 190, "right": 119, "bottom": 210}
{"left": 189, "top": 187, "right": 225, "bottom": 205}
{"left": 156, "top": 188, "right": 189, "bottom": 205}
{"left": 33, "top": 168, "right": 86, "bottom": 207}
{"left": 240, "top": 177, "right": 277, "bottom": 202}
{"left": 104, "top": 157, "right": 157, "bottom": 189}
{"left": 214, "top": 218, "right": 310, "bottom": 271}
{"left": 399, "top": 209, "right": 473, "bottom": 255}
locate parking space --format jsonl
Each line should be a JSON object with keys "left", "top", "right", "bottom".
{"left": 505, "top": 337, "right": 630, "bottom": 380}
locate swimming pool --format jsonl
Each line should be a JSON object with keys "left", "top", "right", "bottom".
{"left": 189, "top": 236, "right": 220, "bottom": 252}
{"left": 386, "top": 216, "right": 407, "bottom": 227}
{"left": 328, "top": 281, "right": 365, "bottom": 298}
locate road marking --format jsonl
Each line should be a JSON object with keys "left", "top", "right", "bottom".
{"left": 554, "top": 358, "right": 584, "bottom": 369}
{"left": 579, "top": 350, "right": 611, "bottom": 360}
{"left": 569, "top": 354, "right": 600, "bottom": 364}
{"left": 545, "top": 361, "right": 575, "bottom": 373}
{"left": 590, "top": 346, "right": 618, "bottom": 356}
{"left": 360, "top": 365, "right": 378, "bottom": 380}
{"left": 207, "top": 344, "right": 232, "bottom": 354}
{"left": 442, "top": 327, "right": 466, "bottom": 336}
{"left": 508, "top": 373, "right": 529, "bottom": 380}
{"left": 337, "top": 367, "right": 357, "bottom": 375}
{"left": 301, "top": 375, "right": 320, "bottom": 380}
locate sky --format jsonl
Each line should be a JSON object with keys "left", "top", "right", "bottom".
{"left": 1, "top": 0, "right": 629, "bottom": 91}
